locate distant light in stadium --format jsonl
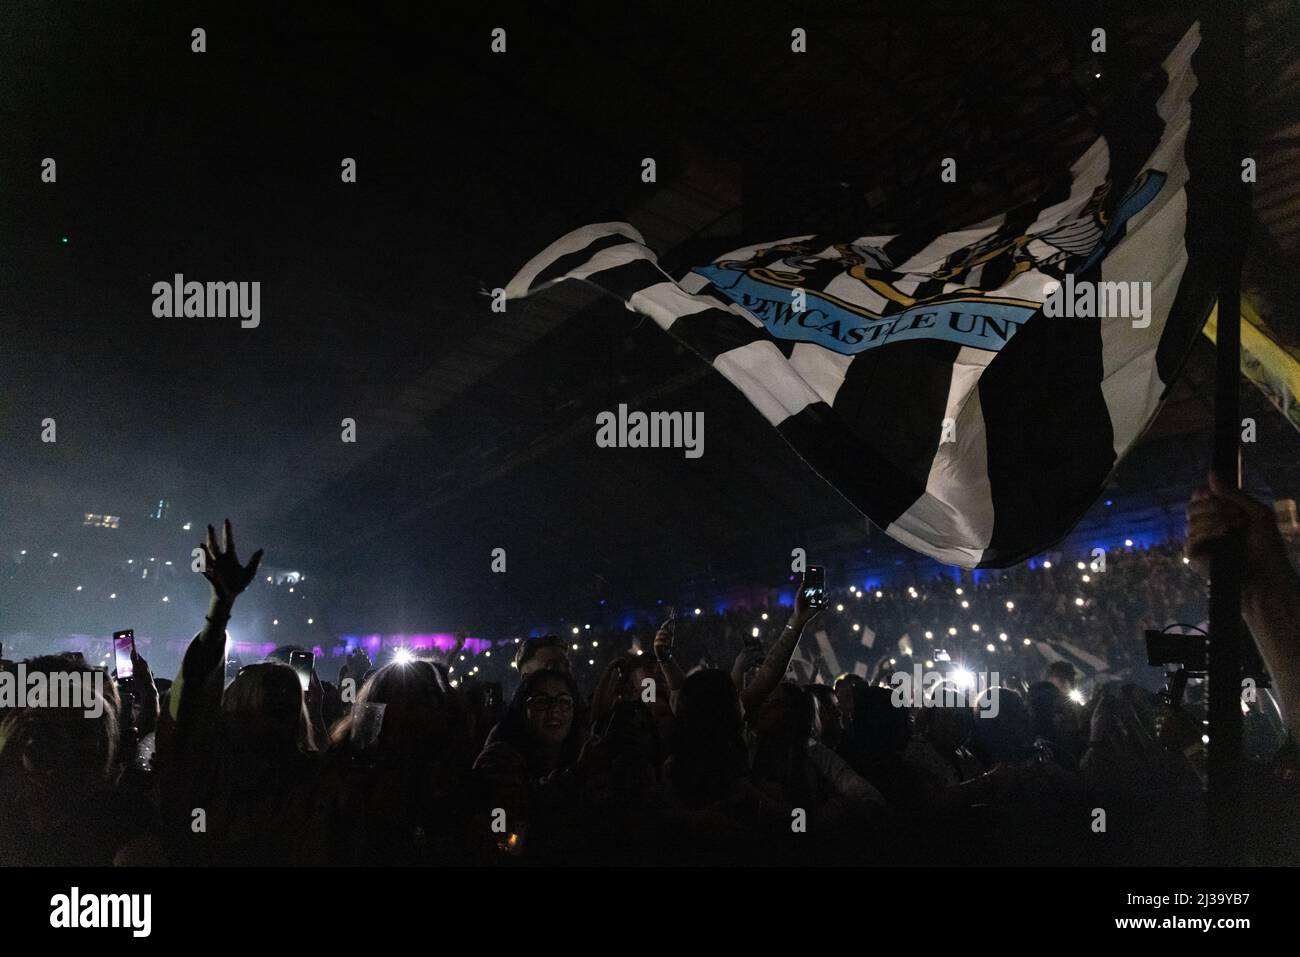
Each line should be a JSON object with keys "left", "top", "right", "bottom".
{"left": 393, "top": 647, "right": 414, "bottom": 665}
{"left": 1125, "top": 539, "right": 1133, "bottom": 547}
{"left": 271, "top": 616, "right": 276, "bottom": 623}
{"left": 875, "top": 590, "right": 883, "bottom": 598}
{"left": 948, "top": 627, "right": 958, "bottom": 636}
{"left": 591, "top": 641, "right": 598, "bottom": 648}
{"left": 955, "top": 587, "right": 963, "bottom": 595}
{"left": 584, "top": 624, "right": 591, "bottom": 630}
{"left": 1006, "top": 601, "right": 1015, "bottom": 610}
{"left": 588, "top": 659, "right": 594, "bottom": 666}
{"left": 1082, "top": 574, "right": 1091, "bottom": 582}
{"left": 635, "top": 649, "right": 644, "bottom": 656}
{"left": 999, "top": 632, "right": 1008, "bottom": 642}
{"left": 1068, "top": 688, "right": 1086, "bottom": 705}
{"left": 485, "top": 650, "right": 491, "bottom": 657}
{"left": 1182, "top": 557, "right": 1190, "bottom": 564}
{"left": 971, "top": 624, "right": 980, "bottom": 632}
{"left": 109, "top": 593, "right": 116, "bottom": 599}
{"left": 924, "top": 631, "right": 933, "bottom": 639}
{"left": 852, "top": 623, "right": 861, "bottom": 632}
{"left": 572, "top": 627, "right": 579, "bottom": 634}
{"left": 182, "top": 522, "right": 192, "bottom": 531}
{"left": 1023, "top": 638, "right": 1032, "bottom": 645}
{"left": 924, "top": 660, "right": 933, "bottom": 668}
{"left": 572, "top": 643, "right": 579, "bottom": 650}
{"left": 761, "top": 613, "right": 768, "bottom": 620}
{"left": 836, "top": 603, "right": 844, "bottom": 612}
{"left": 1076, "top": 561, "right": 1086, "bottom": 570}
{"left": 1074, "top": 597, "right": 1084, "bottom": 606}
{"left": 307, "top": 618, "right": 313, "bottom": 624}
{"left": 75, "top": 585, "right": 82, "bottom": 591}
{"left": 163, "top": 596, "right": 170, "bottom": 603}
{"left": 953, "top": 669, "right": 975, "bottom": 689}
{"left": 961, "top": 600, "right": 969, "bottom": 609}
{"left": 52, "top": 552, "right": 59, "bottom": 558}
{"left": 1043, "top": 561, "right": 1052, "bottom": 569}
{"left": 986, "top": 643, "right": 995, "bottom": 653}
{"left": 889, "top": 658, "right": 896, "bottom": 665}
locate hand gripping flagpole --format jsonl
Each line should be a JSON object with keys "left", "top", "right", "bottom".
{"left": 1206, "top": 0, "right": 1247, "bottom": 866}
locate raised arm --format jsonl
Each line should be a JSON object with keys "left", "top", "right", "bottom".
{"left": 652, "top": 616, "right": 686, "bottom": 711}
{"left": 741, "top": 575, "right": 822, "bottom": 717}
{"left": 1186, "top": 474, "right": 1300, "bottom": 738}
{"left": 166, "top": 520, "right": 264, "bottom": 740}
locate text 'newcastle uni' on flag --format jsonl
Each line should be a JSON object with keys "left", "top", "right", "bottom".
{"left": 504, "top": 22, "right": 1223, "bottom": 568}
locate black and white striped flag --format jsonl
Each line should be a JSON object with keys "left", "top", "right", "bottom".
{"left": 505, "top": 24, "right": 1222, "bottom": 568}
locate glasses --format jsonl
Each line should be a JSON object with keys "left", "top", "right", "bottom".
{"left": 525, "top": 693, "right": 574, "bottom": 715}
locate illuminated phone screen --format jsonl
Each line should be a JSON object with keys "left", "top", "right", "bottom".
{"left": 113, "top": 630, "right": 135, "bottom": 679}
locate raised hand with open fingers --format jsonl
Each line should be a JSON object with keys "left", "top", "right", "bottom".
{"left": 199, "top": 518, "right": 264, "bottom": 606}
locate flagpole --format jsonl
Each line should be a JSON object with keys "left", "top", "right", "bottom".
{"left": 1206, "top": 0, "right": 1247, "bottom": 866}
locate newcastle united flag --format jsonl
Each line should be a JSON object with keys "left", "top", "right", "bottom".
{"left": 504, "top": 23, "right": 1224, "bottom": 568}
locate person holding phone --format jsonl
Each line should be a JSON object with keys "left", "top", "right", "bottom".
{"left": 739, "top": 567, "right": 826, "bottom": 721}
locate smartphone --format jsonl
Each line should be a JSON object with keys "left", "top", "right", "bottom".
{"left": 113, "top": 630, "right": 135, "bottom": 679}
{"left": 802, "top": 566, "right": 827, "bottom": 608}
{"left": 288, "top": 650, "right": 314, "bottom": 690}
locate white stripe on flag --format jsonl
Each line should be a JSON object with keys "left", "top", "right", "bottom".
{"left": 789, "top": 342, "right": 854, "bottom": 406}
{"left": 713, "top": 340, "right": 820, "bottom": 426}
{"left": 1096, "top": 22, "right": 1197, "bottom": 457}
{"left": 814, "top": 629, "right": 842, "bottom": 677}
{"left": 886, "top": 345, "right": 997, "bottom": 566}
{"left": 1035, "top": 641, "right": 1066, "bottom": 664}
{"left": 1057, "top": 640, "right": 1110, "bottom": 673}
{"left": 504, "top": 222, "right": 645, "bottom": 298}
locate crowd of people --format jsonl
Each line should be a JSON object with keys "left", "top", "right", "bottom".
{"left": 452, "top": 538, "right": 1212, "bottom": 698}
{"left": 2, "top": 474, "right": 1299, "bottom": 867}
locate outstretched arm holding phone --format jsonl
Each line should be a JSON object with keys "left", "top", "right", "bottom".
{"left": 652, "top": 614, "right": 687, "bottom": 710}
{"left": 740, "top": 571, "right": 823, "bottom": 718}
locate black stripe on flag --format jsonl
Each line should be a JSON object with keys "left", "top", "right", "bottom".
{"left": 778, "top": 401, "right": 927, "bottom": 528}
{"left": 832, "top": 339, "right": 962, "bottom": 501}
{"left": 529, "top": 231, "right": 637, "bottom": 292}
{"left": 578, "top": 258, "right": 770, "bottom": 365}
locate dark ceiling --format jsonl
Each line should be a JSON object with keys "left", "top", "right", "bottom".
{"left": 2, "top": 0, "right": 1298, "bottom": 633}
